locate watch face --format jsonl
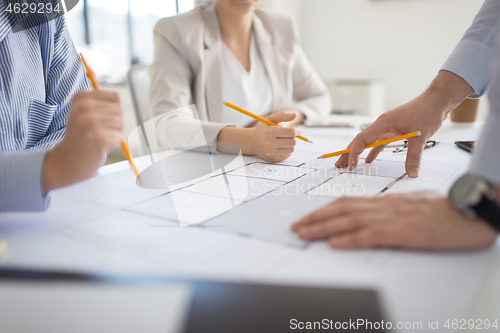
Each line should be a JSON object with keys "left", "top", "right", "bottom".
{"left": 449, "top": 174, "right": 490, "bottom": 208}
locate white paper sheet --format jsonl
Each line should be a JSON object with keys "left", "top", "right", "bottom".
{"left": 308, "top": 173, "right": 396, "bottom": 198}
{"left": 228, "top": 163, "right": 315, "bottom": 182}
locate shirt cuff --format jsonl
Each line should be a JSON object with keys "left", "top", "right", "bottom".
{"left": 0, "top": 150, "right": 50, "bottom": 212}
{"left": 204, "top": 122, "right": 236, "bottom": 153}
{"left": 441, "top": 39, "right": 494, "bottom": 98}
{"left": 469, "top": 110, "right": 500, "bottom": 186}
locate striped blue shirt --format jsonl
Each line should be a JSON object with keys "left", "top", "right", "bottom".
{"left": 0, "top": 2, "right": 88, "bottom": 212}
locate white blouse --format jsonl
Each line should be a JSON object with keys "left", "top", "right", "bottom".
{"left": 221, "top": 34, "right": 273, "bottom": 127}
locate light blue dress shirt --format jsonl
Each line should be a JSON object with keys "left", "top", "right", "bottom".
{"left": 0, "top": 2, "right": 88, "bottom": 212}
{"left": 441, "top": 0, "right": 500, "bottom": 98}
{"left": 441, "top": 0, "right": 500, "bottom": 186}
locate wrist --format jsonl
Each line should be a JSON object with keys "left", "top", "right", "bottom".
{"left": 42, "top": 145, "right": 72, "bottom": 194}
{"left": 425, "top": 71, "right": 474, "bottom": 117}
{"left": 494, "top": 185, "right": 500, "bottom": 206}
{"left": 217, "top": 127, "right": 257, "bottom": 155}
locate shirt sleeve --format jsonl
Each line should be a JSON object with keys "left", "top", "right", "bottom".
{"left": 0, "top": 17, "right": 88, "bottom": 213}
{"left": 441, "top": 0, "right": 500, "bottom": 98}
{"left": 469, "top": 34, "right": 500, "bottom": 186}
{"left": 0, "top": 150, "right": 50, "bottom": 212}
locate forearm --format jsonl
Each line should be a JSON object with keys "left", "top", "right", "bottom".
{"left": 216, "top": 127, "right": 256, "bottom": 155}
{"left": 425, "top": 70, "right": 474, "bottom": 117}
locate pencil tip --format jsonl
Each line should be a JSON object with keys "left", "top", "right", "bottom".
{"left": 417, "top": 131, "right": 422, "bottom": 136}
{"left": 308, "top": 140, "right": 314, "bottom": 144}
{"left": 317, "top": 156, "right": 323, "bottom": 159}
{"left": 222, "top": 101, "right": 227, "bottom": 106}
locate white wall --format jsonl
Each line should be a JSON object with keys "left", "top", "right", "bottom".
{"left": 260, "top": 0, "right": 303, "bottom": 39}
{"left": 264, "top": 0, "right": 488, "bottom": 118}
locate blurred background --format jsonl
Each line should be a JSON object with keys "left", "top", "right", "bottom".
{"left": 64, "top": 0, "right": 485, "bottom": 163}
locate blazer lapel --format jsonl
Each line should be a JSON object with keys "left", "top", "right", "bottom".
{"left": 203, "top": 3, "right": 224, "bottom": 123}
{"left": 253, "top": 15, "right": 283, "bottom": 112}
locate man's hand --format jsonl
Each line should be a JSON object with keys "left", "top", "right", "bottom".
{"left": 42, "top": 91, "right": 124, "bottom": 193}
{"left": 335, "top": 71, "right": 474, "bottom": 178}
{"left": 291, "top": 193, "right": 498, "bottom": 251}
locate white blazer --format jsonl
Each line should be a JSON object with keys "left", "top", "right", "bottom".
{"left": 149, "top": 2, "right": 331, "bottom": 150}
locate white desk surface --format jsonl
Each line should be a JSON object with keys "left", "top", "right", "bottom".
{"left": 96, "top": 119, "right": 500, "bottom": 326}
{"left": 1, "top": 118, "right": 498, "bottom": 332}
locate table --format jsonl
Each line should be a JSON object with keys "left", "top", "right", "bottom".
{"left": 1, "top": 118, "right": 498, "bottom": 332}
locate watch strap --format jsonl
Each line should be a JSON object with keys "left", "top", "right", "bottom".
{"left": 474, "top": 196, "right": 500, "bottom": 232}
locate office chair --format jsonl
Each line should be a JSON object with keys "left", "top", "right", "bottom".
{"left": 127, "top": 64, "right": 151, "bottom": 127}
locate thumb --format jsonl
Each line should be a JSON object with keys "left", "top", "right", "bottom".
{"left": 405, "top": 137, "right": 427, "bottom": 178}
{"left": 267, "top": 111, "right": 296, "bottom": 125}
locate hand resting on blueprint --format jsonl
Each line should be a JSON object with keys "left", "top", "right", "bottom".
{"left": 335, "top": 71, "right": 474, "bottom": 178}
{"left": 218, "top": 111, "right": 300, "bottom": 163}
{"left": 292, "top": 192, "right": 498, "bottom": 250}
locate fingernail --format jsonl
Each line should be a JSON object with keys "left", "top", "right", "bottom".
{"left": 410, "top": 167, "right": 419, "bottom": 178}
{"left": 295, "top": 127, "right": 302, "bottom": 136}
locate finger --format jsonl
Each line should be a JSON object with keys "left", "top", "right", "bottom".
{"left": 297, "top": 215, "right": 371, "bottom": 240}
{"left": 405, "top": 137, "right": 427, "bottom": 178}
{"left": 267, "top": 111, "right": 296, "bottom": 125}
{"left": 274, "top": 138, "right": 296, "bottom": 148}
{"left": 334, "top": 142, "right": 353, "bottom": 168}
{"left": 346, "top": 121, "right": 396, "bottom": 171}
{"left": 328, "top": 226, "right": 396, "bottom": 249}
{"left": 365, "top": 145, "right": 387, "bottom": 163}
{"left": 277, "top": 147, "right": 294, "bottom": 154}
{"left": 271, "top": 126, "right": 299, "bottom": 138}
{"left": 95, "top": 115, "right": 125, "bottom": 131}
{"left": 335, "top": 155, "right": 349, "bottom": 168}
{"left": 277, "top": 154, "right": 292, "bottom": 161}
{"left": 74, "top": 100, "right": 122, "bottom": 116}
{"left": 292, "top": 197, "right": 377, "bottom": 230}
{"left": 75, "top": 90, "right": 121, "bottom": 103}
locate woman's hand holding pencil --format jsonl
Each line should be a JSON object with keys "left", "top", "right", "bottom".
{"left": 249, "top": 111, "right": 302, "bottom": 163}
{"left": 219, "top": 102, "right": 308, "bottom": 163}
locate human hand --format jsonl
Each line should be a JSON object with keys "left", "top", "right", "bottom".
{"left": 291, "top": 193, "right": 498, "bottom": 251}
{"left": 272, "top": 109, "right": 305, "bottom": 127}
{"left": 249, "top": 111, "right": 300, "bottom": 163}
{"left": 42, "top": 91, "right": 124, "bottom": 193}
{"left": 246, "top": 109, "right": 305, "bottom": 128}
{"left": 335, "top": 71, "right": 474, "bottom": 178}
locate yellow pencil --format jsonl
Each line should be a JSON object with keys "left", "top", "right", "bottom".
{"left": 223, "top": 101, "right": 313, "bottom": 144}
{"left": 0, "top": 240, "right": 7, "bottom": 256}
{"left": 80, "top": 54, "right": 140, "bottom": 178}
{"left": 318, "top": 131, "right": 422, "bottom": 159}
